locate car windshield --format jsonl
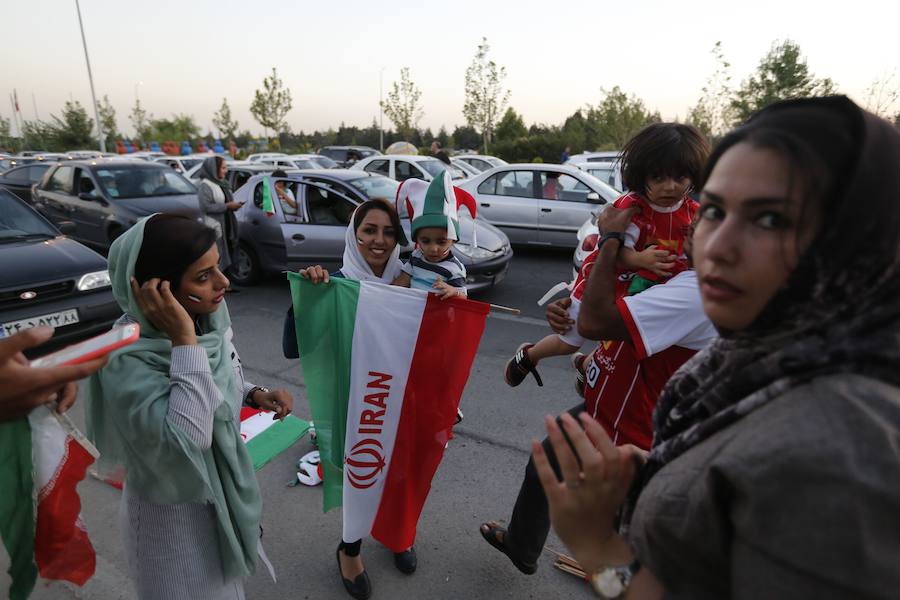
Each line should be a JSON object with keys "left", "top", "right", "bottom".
{"left": 416, "top": 159, "right": 448, "bottom": 177}
{"left": 94, "top": 166, "right": 196, "bottom": 199}
{"left": 0, "top": 190, "right": 57, "bottom": 241}
{"left": 320, "top": 148, "right": 345, "bottom": 161}
{"left": 487, "top": 157, "right": 506, "bottom": 167}
{"left": 348, "top": 175, "right": 400, "bottom": 202}
{"left": 311, "top": 156, "right": 338, "bottom": 169}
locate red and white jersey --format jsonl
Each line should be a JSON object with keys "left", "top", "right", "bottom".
{"left": 614, "top": 192, "right": 698, "bottom": 282}
{"left": 582, "top": 270, "right": 716, "bottom": 449}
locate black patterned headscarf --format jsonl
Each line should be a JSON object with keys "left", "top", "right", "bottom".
{"left": 622, "top": 96, "right": 900, "bottom": 528}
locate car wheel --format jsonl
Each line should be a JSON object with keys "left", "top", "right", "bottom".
{"left": 229, "top": 243, "right": 260, "bottom": 286}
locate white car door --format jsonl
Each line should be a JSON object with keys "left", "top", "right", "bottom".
{"left": 471, "top": 169, "right": 539, "bottom": 244}
{"left": 536, "top": 171, "right": 604, "bottom": 247}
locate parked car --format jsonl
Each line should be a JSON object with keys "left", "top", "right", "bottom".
{"left": 153, "top": 154, "right": 223, "bottom": 174}
{"left": 449, "top": 157, "right": 483, "bottom": 178}
{"left": 260, "top": 153, "right": 338, "bottom": 170}
{"left": 247, "top": 152, "right": 288, "bottom": 163}
{"left": 127, "top": 151, "right": 168, "bottom": 161}
{"left": 229, "top": 170, "right": 512, "bottom": 291}
{"left": 0, "top": 187, "right": 120, "bottom": 356}
{"left": 451, "top": 154, "right": 508, "bottom": 172}
{"left": 318, "top": 146, "right": 381, "bottom": 167}
{"left": 351, "top": 154, "right": 468, "bottom": 182}
{"left": 457, "top": 163, "right": 619, "bottom": 248}
{"left": 64, "top": 150, "right": 104, "bottom": 160}
{"left": 568, "top": 159, "right": 625, "bottom": 191}
{"left": 565, "top": 151, "right": 620, "bottom": 164}
{"left": 31, "top": 159, "right": 204, "bottom": 250}
{"left": 0, "top": 163, "right": 53, "bottom": 203}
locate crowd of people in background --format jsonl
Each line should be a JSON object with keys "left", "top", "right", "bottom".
{"left": 1, "top": 95, "right": 898, "bottom": 600}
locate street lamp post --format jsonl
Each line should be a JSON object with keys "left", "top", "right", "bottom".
{"left": 379, "top": 67, "right": 385, "bottom": 152}
{"left": 74, "top": 0, "right": 105, "bottom": 152}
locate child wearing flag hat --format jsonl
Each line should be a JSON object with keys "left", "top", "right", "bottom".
{"left": 392, "top": 172, "right": 477, "bottom": 299}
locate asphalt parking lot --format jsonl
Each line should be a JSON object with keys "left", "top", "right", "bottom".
{"left": 5, "top": 246, "right": 599, "bottom": 600}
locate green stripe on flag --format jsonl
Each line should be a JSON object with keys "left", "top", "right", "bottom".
{"left": 246, "top": 415, "right": 310, "bottom": 471}
{"left": 0, "top": 420, "right": 37, "bottom": 600}
{"left": 261, "top": 176, "right": 274, "bottom": 215}
{"left": 289, "top": 274, "right": 359, "bottom": 512}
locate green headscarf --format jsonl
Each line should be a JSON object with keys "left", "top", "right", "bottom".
{"left": 85, "top": 216, "right": 261, "bottom": 579}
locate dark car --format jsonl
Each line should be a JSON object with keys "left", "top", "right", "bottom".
{"left": 228, "top": 169, "right": 513, "bottom": 291}
{"left": 32, "top": 159, "right": 204, "bottom": 250}
{"left": 318, "top": 146, "right": 382, "bottom": 168}
{"left": 0, "top": 163, "right": 53, "bottom": 203}
{"left": 0, "top": 188, "right": 120, "bottom": 357}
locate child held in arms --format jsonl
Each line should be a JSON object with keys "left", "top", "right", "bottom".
{"left": 392, "top": 172, "right": 477, "bottom": 299}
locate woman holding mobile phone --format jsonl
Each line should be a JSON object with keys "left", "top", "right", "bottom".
{"left": 86, "top": 213, "right": 292, "bottom": 600}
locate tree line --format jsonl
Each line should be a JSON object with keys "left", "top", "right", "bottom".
{"left": 1, "top": 38, "right": 898, "bottom": 159}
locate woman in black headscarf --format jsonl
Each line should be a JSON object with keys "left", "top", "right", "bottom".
{"left": 196, "top": 156, "right": 242, "bottom": 274}
{"left": 532, "top": 96, "right": 900, "bottom": 598}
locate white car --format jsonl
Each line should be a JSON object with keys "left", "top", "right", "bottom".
{"left": 568, "top": 159, "right": 625, "bottom": 192}
{"left": 351, "top": 155, "right": 468, "bottom": 183}
{"left": 452, "top": 154, "right": 507, "bottom": 172}
{"left": 572, "top": 215, "right": 600, "bottom": 279}
{"left": 260, "top": 154, "right": 339, "bottom": 170}
{"left": 457, "top": 163, "right": 619, "bottom": 248}
{"left": 154, "top": 153, "right": 227, "bottom": 175}
{"left": 565, "top": 151, "right": 620, "bottom": 164}
{"left": 247, "top": 152, "right": 287, "bottom": 163}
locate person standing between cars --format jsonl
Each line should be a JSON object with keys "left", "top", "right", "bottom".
{"left": 481, "top": 203, "right": 716, "bottom": 575}
{"left": 532, "top": 96, "right": 900, "bottom": 598}
{"left": 283, "top": 199, "right": 417, "bottom": 600}
{"left": 86, "top": 214, "right": 293, "bottom": 600}
{"left": 196, "top": 156, "right": 242, "bottom": 281}
{"left": 431, "top": 141, "right": 451, "bottom": 165}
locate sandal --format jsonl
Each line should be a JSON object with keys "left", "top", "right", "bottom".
{"left": 479, "top": 522, "right": 537, "bottom": 575}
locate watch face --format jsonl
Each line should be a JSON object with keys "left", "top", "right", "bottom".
{"left": 592, "top": 568, "right": 624, "bottom": 598}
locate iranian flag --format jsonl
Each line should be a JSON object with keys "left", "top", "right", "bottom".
{"left": 0, "top": 407, "right": 97, "bottom": 600}
{"left": 289, "top": 275, "right": 488, "bottom": 551}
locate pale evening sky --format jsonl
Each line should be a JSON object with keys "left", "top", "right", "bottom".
{"left": 2, "top": 0, "right": 898, "bottom": 138}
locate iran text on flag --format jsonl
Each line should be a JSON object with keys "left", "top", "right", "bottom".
{"left": 0, "top": 407, "right": 97, "bottom": 600}
{"left": 289, "top": 275, "right": 488, "bottom": 551}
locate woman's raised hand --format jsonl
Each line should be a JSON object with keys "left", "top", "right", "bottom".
{"left": 299, "top": 265, "right": 330, "bottom": 284}
{"left": 532, "top": 412, "right": 641, "bottom": 573}
{"left": 130, "top": 277, "right": 197, "bottom": 346}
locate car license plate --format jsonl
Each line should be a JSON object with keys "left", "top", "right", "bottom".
{"left": 1, "top": 309, "right": 80, "bottom": 337}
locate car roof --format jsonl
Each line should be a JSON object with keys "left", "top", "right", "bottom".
{"left": 283, "top": 168, "right": 369, "bottom": 181}
{"left": 229, "top": 163, "right": 277, "bottom": 172}
{"left": 62, "top": 158, "right": 168, "bottom": 168}
{"left": 319, "top": 145, "right": 378, "bottom": 151}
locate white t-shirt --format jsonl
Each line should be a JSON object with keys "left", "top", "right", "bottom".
{"left": 278, "top": 187, "right": 297, "bottom": 215}
{"left": 617, "top": 269, "right": 717, "bottom": 359}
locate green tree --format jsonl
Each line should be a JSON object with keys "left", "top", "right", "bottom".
{"left": 463, "top": 37, "right": 510, "bottom": 153}
{"left": 381, "top": 67, "right": 424, "bottom": 141}
{"left": 586, "top": 87, "right": 660, "bottom": 149}
{"left": 451, "top": 125, "right": 481, "bottom": 150}
{"left": 129, "top": 98, "right": 152, "bottom": 141}
{"left": 250, "top": 67, "right": 293, "bottom": 139}
{"left": 731, "top": 39, "right": 836, "bottom": 124}
{"left": 212, "top": 97, "right": 239, "bottom": 141}
{"left": 0, "top": 116, "right": 15, "bottom": 151}
{"left": 48, "top": 100, "right": 95, "bottom": 149}
{"left": 22, "top": 120, "right": 54, "bottom": 150}
{"left": 149, "top": 114, "right": 201, "bottom": 142}
{"left": 688, "top": 41, "right": 735, "bottom": 139}
{"left": 495, "top": 107, "right": 527, "bottom": 141}
{"left": 97, "top": 95, "right": 118, "bottom": 147}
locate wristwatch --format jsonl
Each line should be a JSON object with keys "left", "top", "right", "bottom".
{"left": 590, "top": 560, "right": 641, "bottom": 599}
{"left": 599, "top": 231, "right": 626, "bottom": 247}
{"left": 246, "top": 386, "right": 269, "bottom": 409}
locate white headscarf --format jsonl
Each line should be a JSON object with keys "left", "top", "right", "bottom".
{"left": 339, "top": 207, "right": 404, "bottom": 283}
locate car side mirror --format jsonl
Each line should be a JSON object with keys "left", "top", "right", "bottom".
{"left": 586, "top": 192, "right": 604, "bottom": 204}
{"left": 57, "top": 221, "right": 76, "bottom": 235}
{"left": 78, "top": 192, "right": 97, "bottom": 201}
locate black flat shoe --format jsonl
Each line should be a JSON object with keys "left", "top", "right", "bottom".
{"left": 393, "top": 546, "right": 417, "bottom": 574}
{"left": 336, "top": 546, "right": 371, "bottom": 600}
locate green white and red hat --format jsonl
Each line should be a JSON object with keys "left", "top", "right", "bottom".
{"left": 396, "top": 171, "right": 477, "bottom": 240}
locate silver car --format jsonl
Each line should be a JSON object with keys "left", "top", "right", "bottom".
{"left": 457, "top": 163, "right": 620, "bottom": 248}
{"left": 229, "top": 171, "right": 513, "bottom": 291}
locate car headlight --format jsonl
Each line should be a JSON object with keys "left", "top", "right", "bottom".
{"left": 77, "top": 270, "right": 111, "bottom": 291}
{"left": 454, "top": 243, "right": 496, "bottom": 260}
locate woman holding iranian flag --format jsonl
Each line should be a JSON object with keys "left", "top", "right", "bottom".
{"left": 86, "top": 214, "right": 293, "bottom": 600}
{"left": 285, "top": 198, "right": 418, "bottom": 600}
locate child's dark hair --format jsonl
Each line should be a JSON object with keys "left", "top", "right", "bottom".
{"left": 621, "top": 123, "right": 710, "bottom": 193}
{"left": 353, "top": 198, "right": 405, "bottom": 244}
{"left": 134, "top": 214, "right": 218, "bottom": 292}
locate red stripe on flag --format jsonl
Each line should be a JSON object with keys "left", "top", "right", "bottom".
{"left": 34, "top": 438, "right": 96, "bottom": 585}
{"left": 370, "top": 295, "right": 488, "bottom": 551}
